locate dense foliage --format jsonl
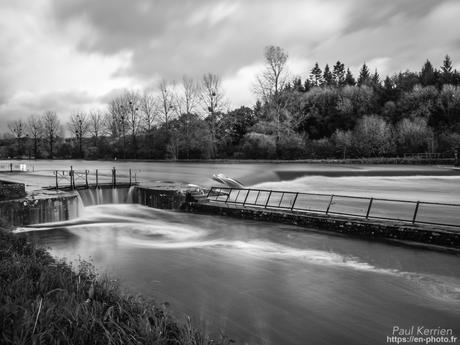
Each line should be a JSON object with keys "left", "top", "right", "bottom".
{"left": 2, "top": 50, "right": 460, "bottom": 160}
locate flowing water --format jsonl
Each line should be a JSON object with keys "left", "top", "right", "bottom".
{"left": 9, "top": 160, "right": 460, "bottom": 344}
{"left": 18, "top": 194, "right": 460, "bottom": 345}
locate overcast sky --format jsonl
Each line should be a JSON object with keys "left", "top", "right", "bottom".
{"left": 1, "top": 0, "right": 460, "bottom": 130}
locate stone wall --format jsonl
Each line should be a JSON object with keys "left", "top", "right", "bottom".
{"left": 187, "top": 203, "right": 460, "bottom": 251}
{"left": 135, "top": 187, "right": 186, "bottom": 209}
{"left": 0, "top": 181, "right": 26, "bottom": 201}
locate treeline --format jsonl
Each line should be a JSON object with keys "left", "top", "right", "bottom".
{"left": 2, "top": 47, "right": 460, "bottom": 160}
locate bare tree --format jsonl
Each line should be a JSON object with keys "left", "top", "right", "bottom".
{"left": 254, "top": 46, "right": 289, "bottom": 103}
{"left": 254, "top": 46, "right": 289, "bottom": 140}
{"left": 178, "top": 75, "right": 200, "bottom": 115}
{"left": 69, "top": 112, "right": 89, "bottom": 158}
{"left": 8, "top": 119, "right": 26, "bottom": 156}
{"left": 157, "top": 79, "right": 178, "bottom": 131}
{"left": 200, "top": 73, "right": 226, "bottom": 158}
{"left": 27, "top": 115, "right": 43, "bottom": 158}
{"left": 139, "top": 91, "right": 157, "bottom": 133}
{"left": 42, "top": 111, "right": 61, "bottom": 158}
{"left": 88, "top": 109, "right": 106, "bottom": 146}
{"left": 108, "top": 94, "right": 129, "bottom": 158}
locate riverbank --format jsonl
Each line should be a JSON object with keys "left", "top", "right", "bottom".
{"left": 2, "top": 156, "right": 456, "bottom": 165}
{"left": 0, "top": 229, "right": 229, "bottom": 345}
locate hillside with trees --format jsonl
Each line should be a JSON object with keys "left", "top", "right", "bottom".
{"left": 2, "top": 47, "right": 460, "bottom": 160}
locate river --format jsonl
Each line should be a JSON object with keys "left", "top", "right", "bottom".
{"left": 10, "top": 160, "right": 460, "bottom": 344}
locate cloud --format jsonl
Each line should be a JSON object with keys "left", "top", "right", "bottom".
{"left": 1, "top": 0, "right": 460, "bottom": 133}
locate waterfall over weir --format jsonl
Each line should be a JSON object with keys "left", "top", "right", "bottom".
{"left": 77, "top": 187, "right": 135, "bottom": 206}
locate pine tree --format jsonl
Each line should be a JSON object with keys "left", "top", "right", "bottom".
{"left": 310, "top": 62, "right": 323, "bottom": 87}
{"left": 357, "top": 63, "right": 371, "bottom": 86}
{"left": 345, "top": 68, "right": 356, "bottom": 86}
{"left": 441, "top": 55, "right": 453, "bottom": 85}
{"left": 371, "top": 69, "right": 380, "bottom": 87}
{"left": 333, "top": 61, "right": 346, "bottom": 86}
{"left": 441, "top": 55, "right": 453, "bottom": 74}
{"left": 420, "top": 60, "right": 436, "bottom": 86}
{"left": 323, "top": 64, "right": 334, "bottom": 86}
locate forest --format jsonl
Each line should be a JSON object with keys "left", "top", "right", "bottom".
{"left": 2, "top": 46, "right": 460, "bottom": 160}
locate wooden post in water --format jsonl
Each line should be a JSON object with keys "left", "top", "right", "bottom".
{"left": 85, "top": 170, "right": 89, "bottom": 188}
{"left": 70, "top": 166, "right": 74, "bottom": 190}
{"left": 112, "top": 167, "right": 116, "bottom": 188}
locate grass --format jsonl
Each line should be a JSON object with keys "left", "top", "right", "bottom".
{"left": 0, "top": 230, "right": 234, "bottom": 345}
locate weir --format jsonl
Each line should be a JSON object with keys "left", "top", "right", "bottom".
{"left": 1, "top": 165, "right": 460, "bottom": 251}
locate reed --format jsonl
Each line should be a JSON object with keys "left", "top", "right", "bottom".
{"left": 0, "top": 230, "right": 234, "bottom": 345}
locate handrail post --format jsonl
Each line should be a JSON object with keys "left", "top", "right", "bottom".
{"left": 278, "top": 192, "right": 284, "bottom": 208}
{"left": 206, "top": 187, "right": 213, "bottom": 198}
{"left": 291, "top": 192, "right": 299, "bottom": 211}
{"left": 326, "top": 195, "right": 334, "bottom": 214}
{"left": 242, "top": 189, "right": 250, "bottom": 207}
{"left": 412, "top": 201, "right": 420, "bottom": 224}
{"left": 365, "top": 198, "right": 373, "bottom": 219}
{"left": 264, "top": 191, "right": 273, "bottom": 209}
{"left": 225, "top": 188, "right": 232, "bottom": 203}
{"left": 254, "top": 190, "right": 261, "bottom": 206}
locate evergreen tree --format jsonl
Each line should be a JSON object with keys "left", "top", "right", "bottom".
{"left": 420, "top": 60, "right": 436, "bottom": 86}
{"left": 441, "top": 55, "right": 453, "bottom": 84}
{"left": 441, "top": 55, "right": 453, "bottom": 74}
{"left": 371, "top": 70, "right": 380, "bottom": 85}
{"left": 357, "top": 63, "right": 371, "bottom": 86}
{"left": 323, "top": 64, "right": 334, "bottom": 86}
{"left": 333, "top": 61, "right": 346, "bottom": 86}
{"left": 292, "top": 77, "right": 305, "bottom": 92}
{"left": 345, "top": 68, "right": 356, "bottom": 86}
{"left": 310, "top": 63, "right": 323, "bottom": 87}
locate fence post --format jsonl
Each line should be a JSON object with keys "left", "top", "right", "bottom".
{"left": 70, "top": 166, "right": 74, "bottom": 190}
{"left": 85, "top": 170, "right": 89, "bottom": 188}
{"left": 242, "top": 189, "right": 250, "bottom": 207}
{"left": 326, "top": 195, "right": 334, "bottom": 214}
{"left": 365, "top": 198, "right": 373, "bottom": 219}
{"left": 55, "top": 171, "right": 58, "bottom": 190}
{"left": 129, "top": 169, "right": 132, "bottom": 186}
{"left": 291, "top": 192, "right": 299, "bottom": 211}
{"left": 412, "top": 201, "right": 420, "bottom": 224}
{"left": 264, "top": 191, "right": 273, "bottom": 209}
{"left": 96, "top": 169, "right": 99, "bottom": 188}
{"left": 112, "top": 167, "right": 116, "bottom": 188}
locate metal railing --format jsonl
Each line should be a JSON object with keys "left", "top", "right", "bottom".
{"left": 53, "top": 166, "right": 138, "bottom": 190}
{"left": 206, "top": 187, "right": 460, "bottom": 228}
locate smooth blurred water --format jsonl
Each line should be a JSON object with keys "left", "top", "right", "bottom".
{"left": 20, "top": 203, "right": 460, "bottom": 345}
